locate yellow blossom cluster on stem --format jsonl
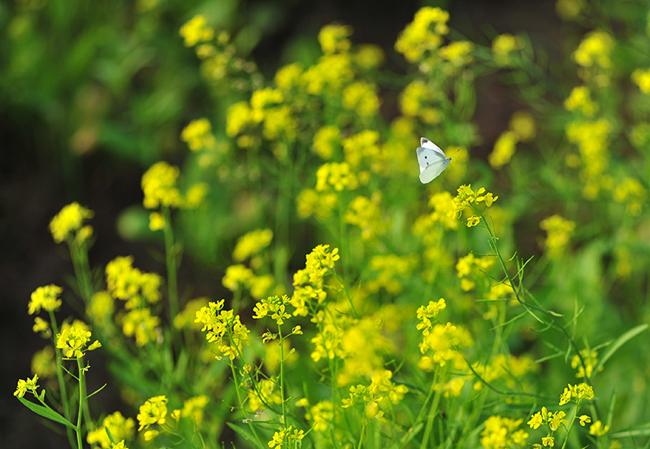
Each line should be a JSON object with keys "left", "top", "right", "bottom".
{"left": 366, "top": 254, "right": 418, "bottom": 294}
{"left": 448, "top": 185, "right": 498, "bottom": 227}
{"left": 105, "top": 256, "right": 162, "bottom": 309}
{"left": 480, "top": 415, "right": 528, "bottom": 449}
{"left": 565, "top": 118, "right": 612, "bottom": 199}
{"left": 341, "top": 369, "right": 409, "bottom": 420}
{"left": 194, "top": 300, "right": 250, "bottom": 360}
{"left": 142, "top": 161, "right": 209, "bottom": 213}
{"left": 418, "top": 322, "right": 473, "bottom": 369}
{"left": 564, "top": 86, "right": 598, "bottom": 117}
{"left": 181, "top": 118, "right": 217, "bottom": 152}
{"left": 395, "top": 7, "right": 450, "bottom": 63}
{"left": 492, "top": 34, "right": 524, "bottom": 66}
{"left": 539, "top": 215, "right": 575, "bottom": 260}
{"left": 87, "top": 411, "right": 135, "bottom": 449}
{"left": 56, "top": 325, "right": 101, "bottom": 358}
{"left": 344, "top": 193, "right": 387, "bottom": 241}
{"left": 489, "top": 111, "right": 537, "bottom": 169}
{"left": 49, "top": 202, "right": 94, "bottom": 244}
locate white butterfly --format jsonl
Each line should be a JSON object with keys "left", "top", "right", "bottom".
{"left": 416, "top": 137, "right": 451, "bottom": 184}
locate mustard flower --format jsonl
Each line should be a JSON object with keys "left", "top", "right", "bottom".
{"left": 558, "top": 383, "right": 594, "bottom": 405}
{"left": 226, "top": 101, "right": 253, "bottom": 137}
{"left": 542, "top": 436, "right": 554, "bottom": 447}
{"left": 296, "top": 188, "right": 337, "bottom": 219}
{"left": 14, "top": 374, "right": 39, "bottom": 398}
{"left": 448, "top": 185, "right": 498, "bottom": 219}
{"left": 528, "top": 409, "right": 544, "bottom": 429}
{"left": 342, "top": 370, "right": 408, "bottom": 419}
{"left": 418, "top": 322, "right": 473, "bottom": 367}
{"left": 148, "top": 212, "right": 165, "bottom": 231}
{"left": 301, "top": 53, "right": 354, "bottom": 95}
{"left": 181, "top": 118, "right": 216, "bottom": 151}
{"left": 489, "top": 130, "right": 519, "bottom": 169}
{"left": 342, "top": 129, "right": 381, "bottom": 170}
{"left": 315, "top": 162, "right": 358, "bottom": 192}
{"left": 344, "top": 194, "right": 386, "bottom": 241}
{"left": 570, "top": 349, "right": 601, "bottom": 378}
{"left": 253, "top": 295, "right": 291, "bottom": 325}
{"left": 416, "top": 299, "right": 447, "bottom": 336}
{"left": 222, "top": 264, "right": 254, "bottom": 291}
{"left": 185, "top": 182, "right": 209, "bottom": 208}
{"left": 106, "top": 256, "right": 162, "bottom": 308}
{"left": 540, "top": 215, "right": 575, "bottom": 260}
{"left": 56, "top": 325, "right": 100, "bottom": 358}
{"left": 110, "top": 441, "right": 128, "bottom": 449}
{"left": 312, "top": 126, "right": 340, "bottom": 160}
{"left": 439, "top": 41, "right": 474, "bottom": 69}
{"left": 564, "top": 86, "right": 598, "bottom": 117}
{"left": 141, "top": 162, "right": 182, "bottom": 209}
{"left": 633, "top": 68, "right": 650, "bottom": 93}
{"left": 342, "top": 81, "right": 380, "bottom": 117}
{"left": 395, "top": 7, "right": 450, "bottom": 62}
{"left": 305, "top": 244, "right": 340, "bottom": 287}
{"left": 303, "top": 400, "right": 333, "bottom": 432}
{"left": 137, "top": 395, "right": 168, "bottom": 431}
{"left": 492, "top": 33, "right": 523, "bottom": 66}
{"left": 195, "top": 301, "right": 250, "bottom": 360}
{"left": 354, "top": 44, "right": 385, "bottom": 69}
{"left": 589, "top": 420, "right": 609, "bottom": 436}
{"left": 181, "top": 395, "right": 209, "bottom": 426}
{"left": 179, "top": 15, "right": 214, "bottom": 47}
{"left": 613, "top": 177, "right": 646, "bottom": 216}
{"left": 49, "top": 202, "right": 94, "bottom": 244}
{"left": 509, "top": 111, "right": 537, "bottom": 142}
{"left": 274, "top": 62, "right": 302, "bottom": 90}
{"left": 32, "top": 316, "right": 50, "bottom": 336}
{"left": 31, "top": 346, "right": 56, "bottom": 379}
{"left": 573, "top": 31, "right": 614, "bottom": 69}
{"left": 579, "top": 415, "right": 592, "bottom": 426}
{"left": 87, "top": 411, "right": 135, "bottom": 449}
{"left": 318, "top": 24, "right": 353, "bottom": 54}
{"left": 268, "top": 426, "right": 305, "bottom": 448}
{"left": 311, "top": 322, "right": 344, "bottom": 362}
{"left": 122, "top": 308, "right": 160, "bottom": 347}
{"left": 173, "top": 297, "right": 209, "bottom": 330}
{"left": 480, "top": 416, "right": 528, "bottom": 449}
{"left": 233, "top": 229, "right": 273, "bottom": 262}
{"left": 28, "top": 285, "right": 63, "bottom": 315}
{"left": 367, "top": 254, "right": 417, "bottom": 294}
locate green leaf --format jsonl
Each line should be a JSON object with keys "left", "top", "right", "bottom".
{"left": 226, "top": 422, "right": 265, "bottom": 449}
{"left": 592, "top": 324, "right": 648, "bottom": 381}
{"left": 17, "top": 397, "right": 75, "bottom": 429}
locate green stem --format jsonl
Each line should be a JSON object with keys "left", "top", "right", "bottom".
{"left": 49, "top": 310, "right": 75, "bottom": 447}
{"left": 278, "top": 325, "right": 287, "bottom": 426}
{"left": 68, "top": 238, "right": 94, "bottom": 304}
{"left": 228, "top": 360, "right": 264, "bottom": 448}
{"left": 162, "top": 206, "right": 179, "bottom": 326}
{"left": 75, "top": 358, "right": 85, "bottom": 449}
{"left": 420, "top": 368, "right": 444, "bottom": 449}
{"left": 560, "top": 403, "right": 578, "bottom": 449}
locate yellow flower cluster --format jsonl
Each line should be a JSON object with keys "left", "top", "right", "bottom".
{"left": 556, "top": 0, "right": 583, "bottom": 20}
{"left": 573, "top": 30, "right": 614, "bottom": 69}
{"left": 342, "top": 81, "right": 380, "bottom": 117}
{"left": 418, "top": 322, "right": 473, "bottom": 369}
{"left": 291, "top": 245, "right": 339, "bottom": 316}
{"left": 56, "top": 324, "right": 101, "bottom": 358}
{"left": 136, "top": 395, "right": 168, "bottom": 432}
{"left": 571, "top": 349, "right": 602, "bottom": 379}
{"left": 87, "top": 412, "right": 135, "bottom": 449}
{"left": 268, "top": 425, "right": 305, "bottom": 448}
{"left": 318, "top": 24, "right": 353, "bottom": 55}
{"left": 395, "top": 7, "right": 450, "bottom": 63}
{"left": 180, "top": 395, "right": 209, "bottom": 426}
{"left": 564, "top": 86, "right": 598, "bottom": 116}
{"left": 416, "top": 298, "right": 447, "bottom": 335}
{"left": 142, "top": 162, "right": 183, "bottom": 209}
{"left": 341, "top": 370, "right": 409, "bottom": 420}
{"left": 448, "top": 185, "right": 498, "bottom": 227}
{"left": 539, "top": 215, "right": 575, "bottom": 260}
{"left": 489, "top": 111, "right": 537, "bottom": 169}
{"left": 344, "top": 193, "right": 387, "bottom": 241}
{"left": 613, "top": 176, "right": 646, "bottom": 216}
{"left": 480, "top": 416, "right": 528, "bottom": 449}
{"left": 31, "top": 346, "right": 56, "bottom": 379}
{"left": 558, "top": 382, "right": 595, "bottom": 405}
{"left": 181, "top": 118, "right": 217, "bottom": 151}
{"left": 194, "top": 300, "right": 250, "bottom": 360}
{"left": 14, "top": 374, "right": 39, "bottom": 399}
{"left": 49, "top": 202, "right": 94, "bottom": 244}
{"left": 296, "top": 188, "right": 337, "bottom": 219}
{"left": 253, "top": 295, "right": 291, "bottom": 326}
{"left": 399, "top": 80, "right": 441, "bottom": 124}
{"left": 232, "top": 228, "right": 273, "bottom": 263}
{"left": 105, "top": 256, "right": 162, "bottom": 309}
{"left": 366, "top": 254, "right": 418, "bottom": 294}
{"left": 28, "top": 284, "right": 62, "bottom": 315}
{"left": 633, "top": 68, "right": 650, "bottom": 93}
{"left": 179, "top": 15, "right": 214, "bottom": 47}
{"left": 299, "top": 400, "right": 333, "bottom": 432}
{"left": 316, "top": 162, "right": 358, "bottom": 192}
{"left": 472, "top": 354, "right": 537, "bottom": 391}
{"left": 122, "top": 308, "right": 160, "bottom": 347}
{"left": 312, "top": 125, "right": 340, "bottom": 160}
{"left": 565, "top": 118, "right": 612, "bottom": 198}
{"left": 492, "top": 34, "right": 523, "bottom": 66}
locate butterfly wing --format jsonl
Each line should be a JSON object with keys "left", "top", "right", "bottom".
{"left": 416, "top": 138, "right": 451, "bottom": 184}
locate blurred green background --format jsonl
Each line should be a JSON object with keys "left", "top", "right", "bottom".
{"left": 0, "top": 0, "right": 583, "bottom": 447}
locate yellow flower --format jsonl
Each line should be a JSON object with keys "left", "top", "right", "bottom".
{"left": 87, "top": 291, "right": 115, "bottom": 327}
{"left": 181, "top": 118, "right": 216, "bottom": 151}
{"left": 122, "top": 308, "right": 160, "bottom": 347}
{"left": 56, "top": 325, "right": 99, "bottom": 358}
{"left": 342, "top": 82, "right": 380, "bottom": 117}
{"left": 137, "top": 396, "right": 168, "bottom": 431}
{"left": 31, "top": 346, "right": 56, "bottom": 379}
{"left": 222, "top": 264, "right": 254, "bottom": 291}
{"left": 579, "top": 415, "right": 592, "bottom": 426}
{"left": 315, "top": 162, "right": 358, "bottom": 192}
{"left": 181, "top": 395, "right": 209, "bottom": 426}
{"left": 49, "top": 202, "right": 94, "bottom": 244}
{"left": 564, "top": 86, "right": 598, "bottom": 116}
{"left": 226, "top": 101, "right": 253, "bottom": 137}
{"left": 540, "top": 215, "right": 575, "bottom": 259}
{"left": 480, "top": 415, "right": 528, "bottom": 449}
{"left": 233, "top": 229, "right": 273, "bottom": 262}
{"left": 14, "top": 374, "right": 39, "bottom": 398}
{"left": 141, "top": 162, "right": 182, "bottom": 209}
{"left": 179, "top": 15, "right": 214, "bottom": 47}
{"left": 354, "top": 44, "right": 385, "bottom": 69}
{"left": 542, "top": 436, "right": 554, "bottom": 447}
{"left": 274, "top": 63, "right": 302, "bottom": 90}
{"left": 439, "top": 41, "right": 474, "bottom": 68}
{"left": 489, "top": 130, "right": 519, "bottom": 169}
{"left": 395, "top": 7, "right": 449, "bottom": 62}
{"left": 87, "top": 411, "right": 135, "bottom": 449}
{"left": 318, "top": 24, "right": 353, "bottom": 54}
{"left": 312, "top": 126, "right": 340, "bottom": 160}
{"left": 556, "top": 0, "right": 583, "bottom": 20}
{"left": 185, "top": 183, "right": 209, "bottom": 208}
{"left": 28, "top": 285, "right": 63, "bottom": 315}
{"left": 573, "top": 31, "right": 614, "bottom": 69}
{"left": 344, "top": 193, "right": 387, "bottom": 241}
{"left": 416, "top": 299, "right": 447, "bottom": 335}
{"left": 589, "top": 420, "right": 609, "bottom": 436}
{"left": 492, "top": 34, "right": 522, "bottom": 66}
{"left": 149, "top": 212, "right": 165, "bottom": 231}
